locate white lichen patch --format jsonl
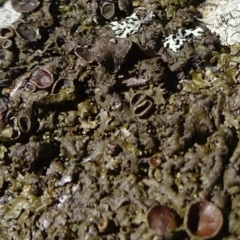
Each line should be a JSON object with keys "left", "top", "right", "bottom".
{"left": 198, "top": 0, "right": 240, "bottom": 45}
{"left": 163, "top": 27, "right": 204, "bottom": 52}
{"left": 0, "top": 0, "right": 21, "bottom": 27}
{"left": 110, "top": 8, "right": 154, "bottom": 38}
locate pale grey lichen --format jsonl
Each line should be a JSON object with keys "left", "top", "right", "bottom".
{"left": 163, "top": 27, "right": 204, "bottom": 52}
{"left": 198, "top": 0, "right": 240, "bottom": 45}
{"left": 0, "top": 0, "right": 21, "bottom": 27}
{"left": 110, "top": 8, "right": 154, "bottom": 38}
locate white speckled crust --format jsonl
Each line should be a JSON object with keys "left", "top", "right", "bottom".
{"left": 0, "top": 0, "right": 21, "bottom": 27}
{"left": 198, "top": 0, "right": 240, "bottom": 45}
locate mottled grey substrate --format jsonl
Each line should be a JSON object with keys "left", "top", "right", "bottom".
{"left": 0, "top": 0, "right": 21, "bottom": 27}
{"left": 198, "top": 0, "right": 240, "bottom": 45}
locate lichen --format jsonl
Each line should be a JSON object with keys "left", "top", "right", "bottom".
{"left": 198, "top": 0, "right": 240, "bottom": 45}
{"left": 110, "top": 8, "right": 154, "bottom": 38}
{"left": 163, "top": 27, "right": 204, "bottom": 52}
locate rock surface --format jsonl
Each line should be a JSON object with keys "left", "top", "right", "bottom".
{"left": 198, "top": 0, "right": 240, "bottom": 45}
{"left": 0, "top": 0, "right": 21, "bottom": 27}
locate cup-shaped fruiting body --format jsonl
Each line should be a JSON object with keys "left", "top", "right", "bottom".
{"left": 25, "top": 82, "right": 36, "bottom": 92}
{"left": 11, "top": 0, "right": 40, "bottom": 13}
{"left": 15, "top": 22, "right": 40, "bottom": 42}
{"left": 74, "top": 45, "right": 95, "bottom": 63}
{"left": 9, "top": 117, "right": 21, "bottom": 140}
{"left": 51, "top": 78, "right": 74, "bottom": 94}
{"left": 101, "top": 2, "right": 115, "bottom": 19}
{"left": 17, "top": 115, "right": 31, "bottom": 133}
{"left": 11, "top": 129, "right": 21, "bottom": 140}
{"left": 2, "top": 39, "right": 13, "bottom": 49}
{"left": 147, "top": 204, "right": 178, "bottom": 237}
{"left": 130, "top": 93, "right": 146, "bottom": 107}
{"left": 98, "top": 217, "right": 109, "bottom": 233}
{"left": 148, "top": 155, "right": 161, "bottom": 168}
{"left": 120, "top": 225, "right": 131, "bottom": 235}
{"left": 30, "top": 69, "right": 54, "bottom": 89}
{"left": 0, "top": 27, "right": 15, "bottom": 39}
{"left": 0, "top": 49, "right": 15, "bottom": 70}
{"left": 133, "top": 99, "right": 153, "bottom": 117}
{"left": 130, "top": 93, "right": 154, "bottom": 118}
{"left": 184, "top": 201, "right": 223, "bottom": 239}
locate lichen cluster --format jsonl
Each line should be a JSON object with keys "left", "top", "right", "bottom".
{"left": 0, "top": 0, "right": 240, "bottom": 239}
